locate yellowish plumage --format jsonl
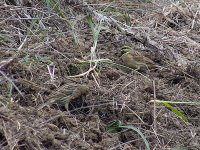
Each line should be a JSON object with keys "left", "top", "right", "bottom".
{"left": 121, "top": 47, "right": 155, "bottom": 71}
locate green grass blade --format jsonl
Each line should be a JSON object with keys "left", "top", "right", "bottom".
{"left": 86, "top": 16, "right": 102, "bottom": 43}
{"left": 161, "top": 101, "right": 188, "bottom": 122}
{"left": 149, "top": 100, "right": 200, "bottom": 105}
{"left": 149, "top": 100, "right": 188, "bottom": 122}
{"left": 107, "top": 120, "right": 150, "bottom": 150}
{"left": 121, "top": 125, "right": 150, "bottom": 150}
{"left": 46, "top": 0, "right": 66, "bottom": 18}
{"left": 26, "top": 18, "right": 38, "bottom": 35}
{"left": 86, "top": 16, "right": 95, "bottom": 34}
{"left": 106, "top": 120, "right": 122, "bottom": 133}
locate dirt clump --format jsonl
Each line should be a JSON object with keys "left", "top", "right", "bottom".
{"left": 0, "top": 0, "right": 200, "bottom": 149}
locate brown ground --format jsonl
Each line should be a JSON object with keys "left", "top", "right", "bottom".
{"left": 0, "top": 0, "right": 200, "bottom": 150}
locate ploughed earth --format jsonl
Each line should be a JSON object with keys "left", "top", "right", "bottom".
{"left": 0, "top": 0, "right": 200, "bottom": 149}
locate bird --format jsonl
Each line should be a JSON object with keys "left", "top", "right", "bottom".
{"left": 37, "top": 85, "right": 89, "bottom": 111}
{"left": 120, "top": 46, "right": 156, "bottom": 71}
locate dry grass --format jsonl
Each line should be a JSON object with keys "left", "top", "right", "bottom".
{"left": 0, "top": 0, "right": 200, "bottom": 149}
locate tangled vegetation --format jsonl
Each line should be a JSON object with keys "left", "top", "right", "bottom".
{"left": 0, "top": 0, "right": 200, "bottom": 149}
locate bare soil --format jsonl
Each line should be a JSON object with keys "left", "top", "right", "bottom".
{"left": 0, "top": 0, "right": 200, "bottom": 150}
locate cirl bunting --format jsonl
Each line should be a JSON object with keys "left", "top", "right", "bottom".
{"left": 120, "top": 46, "right": 156, "bottom": 71}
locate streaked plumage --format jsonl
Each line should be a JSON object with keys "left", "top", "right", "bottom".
{"left": 121, "top": 48, "right": 155, "bottom": 71}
